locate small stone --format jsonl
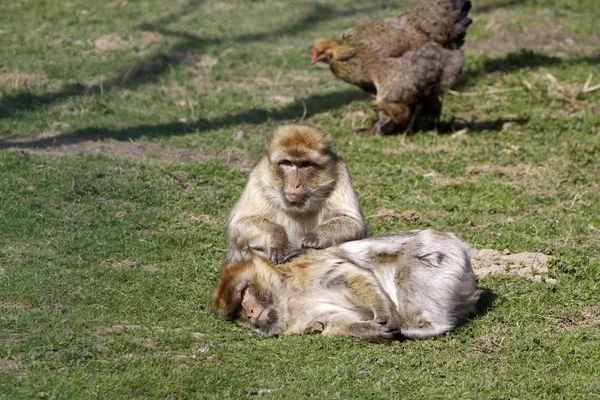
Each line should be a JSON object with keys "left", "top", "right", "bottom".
{"left": 233, "top": 130, "right": 247, "bottom": 141}
{"left": 502, "top": 121, "right": 518, "bottom": 131}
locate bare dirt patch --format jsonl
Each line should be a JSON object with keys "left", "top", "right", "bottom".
{"left": 269, "top": 95, "right": 295, "bottom": 105}
{"left": 1, "top": 132, "right": 252, "bottom": 168}
{"left": 466, "top": 9, "right": 600, "bottom": 56}
{"left": 94, "top": 35, "right": 128, "bottom": 51}
{"left": 472, "top": 249, "right": 555, "bottom": 283}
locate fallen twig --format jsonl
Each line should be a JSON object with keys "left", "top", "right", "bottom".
{"left": 209, "top": 47, "right": 234, "bottom": 69}
{"left": 300, "top": 99, "right": 307, "bottom": 122}
{"left": 543, "top": 72, "right": 580, "bottom": 110}
{"left": 447, "top": 88, "right": 519, "bottom": 97}
{"left": 521, "top": 77, "right": 551, "bottom": 105}
{"left": 582, "top": 73, "right": 600, "bottom": 94}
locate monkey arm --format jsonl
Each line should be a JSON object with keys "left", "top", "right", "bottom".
{"left": 226, "top": 216, "right": 289, "bottom": 264}
{"left": 303, "top": 214, "right": 366, "bottom": 249}
{"left": 317, "top": 314, "right": 403, "bottom": 344}
{"left": 303, "top": 161, "right": 367, "bottom": 249}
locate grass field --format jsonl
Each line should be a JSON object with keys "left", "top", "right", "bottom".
{"left": 1, "top": 0, "right": 599, "bottom": 398}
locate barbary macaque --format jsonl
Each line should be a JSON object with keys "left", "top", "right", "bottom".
{"left": 213, "top": 230, "right": 481, "bottom": 343}
{"left": 225, "top": 124, "right": 367, "bottom": 264}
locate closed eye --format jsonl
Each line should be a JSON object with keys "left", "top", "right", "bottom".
{"left": 300, "top": 161, "right": 313, "bottom": 168}
{"left": 278, "top": 160, "right": 292, "bottom": 167}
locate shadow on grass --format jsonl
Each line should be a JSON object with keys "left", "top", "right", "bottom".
{"left": 0, "top": 89, "right": 368, "bottom": 149}
{"left": 473, "top": 287, "right": 496, "bottom": 318}
{"left": 435, "top": 117, "right": 530, "bottom": 134}
{"left": 457, "top": 50, "right": 600, "bottom": 89}
{"left": 404, "top": 116, "right": 530, "bottom": 136}
{"left": 0, "top": 2, "right": 387, "bottom": 120}
{"left": 473, "top": 0, "right": 526, "bottom": 13}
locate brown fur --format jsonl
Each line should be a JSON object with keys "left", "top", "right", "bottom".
{"left": 312, "top": 0, "right": 472, "bottom": 132}
{"left": 213, "top": 230, "right": 481, "bottom": 343}
{"left": 226, "top": 124, "right": 367, "bottom": 264}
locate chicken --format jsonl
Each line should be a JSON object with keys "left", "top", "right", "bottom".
{"left": 372, "top": 42, "right": 465, "bottom": 133}
{"left": 311, "top": 0, "right": 471, "bottom": 132}
{"left": 311, "top": 0, "right": 471, "bottom": 84}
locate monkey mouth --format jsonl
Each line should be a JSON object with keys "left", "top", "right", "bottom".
{"left": 284, "top": 193, "right": 307, "bottom": 205}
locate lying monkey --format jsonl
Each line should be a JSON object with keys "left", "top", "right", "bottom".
{"left": 213, "top": 230, "right": 480, "bottom": 343}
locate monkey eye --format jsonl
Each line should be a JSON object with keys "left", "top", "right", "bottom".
{"left": 278, "top": 160, "right": 292, "bottom": 167}
{"left": 300, "top": 161, "right": 313, "bottom": 168}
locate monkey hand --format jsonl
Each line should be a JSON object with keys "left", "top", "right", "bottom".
{"left": 301, "top": 232, "right": 325, "bottom": 249}
{"left": 267, "top": 247, "right": 289, "bottom": 264}
{"left": 305, "top": 321, "right": 325, "bottom": 334}
{"left": 373, "top": 323, "right": 404, "bottom": 343}
{"left": 281, "top": 248, "right": 307, "bottom": 263}
{"left": 373, "top": 310, "right": 397, "bottom": 326}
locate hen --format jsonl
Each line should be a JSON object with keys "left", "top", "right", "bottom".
{"left": 311, "top": 0, "right": 471, "bottom": 132}
{"left": 372, "top": 42, "right": 465, "bottom": 133}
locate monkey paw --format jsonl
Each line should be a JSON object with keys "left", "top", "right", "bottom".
{"left": 281, "top": 249, "right": 307, "bottom": 263}
{"left": 305, "top": 321, "right": 325, "bottom": 334}
{"left": 375, "top": 324, "right": 404, "bottom": 343}
{"left": 301, "top": 232, "right": 324, "bottom": 249}
{"left": 267, "top": 247, "right": 289, "bottom": 264}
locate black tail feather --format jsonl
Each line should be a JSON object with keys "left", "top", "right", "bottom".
{"left": 452, "top": 0, "right": 472, "bottom": 15}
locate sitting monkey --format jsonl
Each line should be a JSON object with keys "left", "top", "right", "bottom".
{"left": 213, "top": 230, "right": 480, "bottom": 343}
{"left": 225, "top": 124, "right": 367, "bottom": 264}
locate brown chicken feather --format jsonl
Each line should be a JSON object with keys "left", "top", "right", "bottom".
{"left": 312, "top": 0, "right": 472, "bottom": 81}
{"left": 372, "top": 43, "right": 465, "bottom": 133}
{"left": 311, "top": 0, "right": 471, "bottom": 132}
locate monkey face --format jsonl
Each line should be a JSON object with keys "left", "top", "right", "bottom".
{"left": 238, "top": 285, "right": 280, "bottom": 336}
{"left": 270, "top": 155, "right": 336, "bottom": 213}
{"left": 276, "top": 159, "right": 316, "bottom": 205}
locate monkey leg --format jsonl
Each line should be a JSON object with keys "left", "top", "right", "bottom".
{"left": 322, "top": 319, "right": 404, "bottom": 344}
{"left": 345, "top": 273, "right": 399, "bottom": 325}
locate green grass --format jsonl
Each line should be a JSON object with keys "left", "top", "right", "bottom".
{"left": 1, "top": 0, "right": 600, "bottom": 398}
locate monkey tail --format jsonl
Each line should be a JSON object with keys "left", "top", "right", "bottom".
{"left": 399, "top": 323, "right": 456, "bottom": 340}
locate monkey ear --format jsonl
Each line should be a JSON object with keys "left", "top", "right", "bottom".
{"left": 248, "top": 247, "right": 268, "bottom": 264}
{"left": 247, "top": 246, "right": 259, "bottom": 260}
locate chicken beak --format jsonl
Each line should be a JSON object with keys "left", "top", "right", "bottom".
{"left": 311, "top": 51, "right": 320, "bottom": 64}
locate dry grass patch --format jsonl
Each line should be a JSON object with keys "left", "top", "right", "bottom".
{"left": 0, "top": 359, "right": 23, "bottom": 378}
{"left": 174, "top": 211, "right": 221, "bottom": 227}
{"left": 104, "top": 259, "right": 162, "bottom": 272}
{"left": 367, "top": 207, "right": 421, "bottom": 222}
{"left": 551, "top": 305, "right": 600, "bottom": 331}
{"left": 94, "top": 35, "right": 128, "bottom": 51}
{"left": 0, "top": 71, "right": 49, "bottom": 90}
